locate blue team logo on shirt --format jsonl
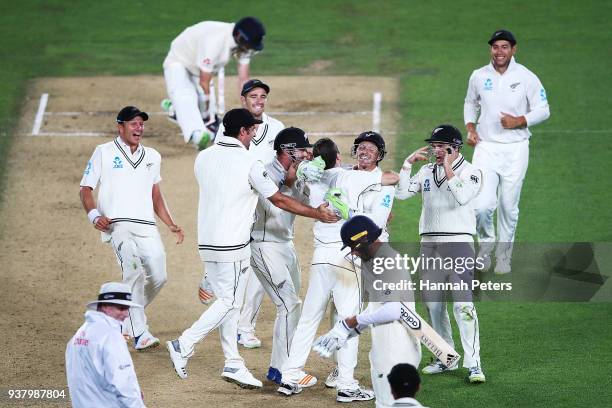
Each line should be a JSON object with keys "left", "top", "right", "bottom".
{"left": 113, "top": 156, "right": 123, "bottom": 169}
{"left": 84, "top": 161, "right": 92, "bottom": 175}
{"left": 423, "top": 179, "right": 430, "bottom": 192}
{"left": 540, "top": 88, "right": 547, "bottom": 101}
{"left": 484, "top": 78, "right": 493, "bottom": 91}
{"left": 382, "top": 194, "right": 391, "bottom": 208}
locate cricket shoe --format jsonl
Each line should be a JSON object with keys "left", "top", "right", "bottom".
{"left": 325, "top": 366, "right": 338, "bottom": 388}
{"left": 166, "top": 340, "right": 188, "bottom": 379}
{"left": 198, "top": 275, "right": 215, "bottom": 305}
{"left": 267, "top": 367, "right": 282, "bottom": 384}
{"left": 160, "top": 99, "right": 177, "bottom": 123}
{"left": 467, "top": 366, "right": 486, "bottom": 383}
{"left": 189, "top": 130, "right": 212, "bottom": 151}
{"left": 277, "top": 381, "right": 302, "bottom": 396}
{"left": 134, "top": 331, "right": 160, "bottom": 351}
{"left": 494, "top": 258, "right": 511, "bottom": 274}
{"left": 221, "top": 366, "right": 262, "bottom": 389}
{"left": 296, "top": 371, "right": 317, "bottom": 387}
{"left": 237, "top": 331, "right": 262, "bottom": 349}
{"left": 421, "top": 358, "right": 459, "bottom": 374}
{"left": 336, "top": 386, "right": 375, "bottom": 403}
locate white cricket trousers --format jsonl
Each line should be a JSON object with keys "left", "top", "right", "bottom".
{"left": 250, "top": 241, "right": 302, "bottom": 370}
{"left": 281, "top": 246, "right": 361, "bottom": 390}
{"left": 420, "top": 236, "right": 481, "bottom": 369}
{"left": 237, "top": 267, "right": 265, "bottom": 337}
{"left": 178, "top": 259, "right": 249, "bottom": 368}
{"left": 472, "top": 140, "right": 529, "bottom": 260}
{"left": 163, "top": 62, "right": 208, "bottom": 143}
{"left": 109, "top": 224, "right": 167, "bottom": 338}
{"left": 366, "top": 303, "right": 422, "bottom": 408}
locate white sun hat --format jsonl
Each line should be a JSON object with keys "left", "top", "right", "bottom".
{"left": 87, "top": 282, "right": 142, "bottom": 310}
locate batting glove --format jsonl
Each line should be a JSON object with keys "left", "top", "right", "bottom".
{"left": 313, "top": 320, "right": 359, "bottom": 358}
{"left": 324, "top": 188, "right": 353, "bottom": 220}
{"left": 296, "top": 157, "right": 325, "bottom": 182}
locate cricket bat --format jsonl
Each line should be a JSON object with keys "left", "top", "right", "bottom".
{"left": 398, "top": 302, "right": 460, "bottom": 368}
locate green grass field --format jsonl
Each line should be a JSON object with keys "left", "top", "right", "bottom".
{"left": 1, "top": 1, "right": 611, "bottom": 406}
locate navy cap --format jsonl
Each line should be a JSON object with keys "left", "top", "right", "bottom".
{"left": 424, "top": 124, "right": 463, "bottom": 146}
{"left": 488, "top": 29, "right": 517, "bottom": 46}
{"left": 340, "top": 215, "right": 382, "bottom": 250}
{"left": 274, "top": 127, "right": 312, "bottom": 150}
{"left": 241, "top": 79, "right": 270, "bottom": 96}
{"left": 222, "top": 108, "right": 263, "bottom": 136}
{"left": 353, "top": 130, "right": 387, "bottom": 161}
{"left": 116, "top": 106, "right": 148, "bottom": 123}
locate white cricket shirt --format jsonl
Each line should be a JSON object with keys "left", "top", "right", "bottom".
{"left": 464, "top": 57, "right": 550, "bottom": 143}
{"left": 195, "top": 135, "right": 278, "bottom": 262}
{"left": 396, "top": 155, "right": 482, "bottom": 237}
{"left": 65, "top": 311, "right": 145, "bottom": 408}
{"left": 163, "top": 21, "right": 251, "bottom": 76}
{"left": 216, "top": 112, "right": 284, "bottom": 164}
{"left": 251, "top": 158, "right": 307, "bottom": 243}
{"left": 312, "top": 167, "right": 383, "bottom": 247}
{"left": 80, "top": 137, "right": 161, "bottom": 234}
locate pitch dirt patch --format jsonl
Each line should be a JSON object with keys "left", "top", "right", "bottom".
{"left": 1, "top": 75, "right": 398, "bottom": 407}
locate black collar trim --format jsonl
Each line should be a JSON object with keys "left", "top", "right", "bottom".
{"left": 251, "top": 123, "right": 268, "bottom": 146}
{"left": 114, "top": 139, "right": 145, "bottom": 169}
{"left": 433, "top": 157, "right": 464, "bottom": 188}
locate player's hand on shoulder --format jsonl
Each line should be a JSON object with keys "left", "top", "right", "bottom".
{"left": 94, "top": 216, "right": 111, "bottom": 232}
{"left": 297, "top": 157, "right": 324, "bottom": 182}
{"left": 315, "top": 202, "right": 341, "bottom": 223}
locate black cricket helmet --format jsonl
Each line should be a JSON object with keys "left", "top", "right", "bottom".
{"left": 233, "top": 17, "right": 265, "bottom": 51}
{"left": 424, "top": 124, "right": 463, "bottom": 147}
{"left": 351, "top": 131, "right": 386, "bottom": 162}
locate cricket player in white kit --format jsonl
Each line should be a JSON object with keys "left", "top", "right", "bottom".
{"left": 166, "top": 109, "right": 338, "bottom": 388}
{"left": 396, "top": 125, "right": 486, "bottom": 383}
{"left": 66, "top": 282, "right": 146, "bottom": 408}
{"left": 312, "top": 215, "right": 422, "bottom": 408}
{"left": 79, "top": 106, "right": 184, "bottom": 351}
{"left": 162, "top": 17, "right": 265, "bottom": 148}
{"left": 279, "top": 138, "right": 399, "bottom": 402}
{"left": 198, "top": 79, "right": 285, "bottom": 349}
{"left": 249, "top": 127, "right": 313, "bottom": 384}
{"left": 323, "top": 131, "right": 398, "bottom": 390}
{"left": 464, "top": 29, "right": 550, "bottom": 273}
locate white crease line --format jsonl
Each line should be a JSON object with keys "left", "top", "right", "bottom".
{"left": 34, "top": 132, "right": 114, "bottom": 137}
{"left": 31, "top": 93, "right": 49, "bottom": 135}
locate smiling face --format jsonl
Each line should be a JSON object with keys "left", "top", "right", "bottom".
{"left": 490, "top": 40, "right": 516, "bottom": 73}
{"left": 241, "top": 87, "right": 268, "bottom": 120}
{"left": 355, "top": 141, "right": 380, "bottom": 171}
{"left": 117, "top": 115, "right": 145, "bottom": 150}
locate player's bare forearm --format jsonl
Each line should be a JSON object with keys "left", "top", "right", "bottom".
{"left": 199, "top": 70, "right": 213, "bottom": 95}
{"left": 152, "top": 184, "right": 184, "bottom": 244}
{"left": 237, "top": 63, "right": 249, "bottom": 92}
{"left": 268, "top": 192, "right": 338, "bottom": 223}
{"left": 79, "top": 186, "right": 97, "bottom": 213}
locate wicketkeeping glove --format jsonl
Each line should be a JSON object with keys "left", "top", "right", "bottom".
{"left": 325, "top": 188, "right": 353, "bottom": 220}
{"left": 313, "top": 320, "right": 359, "bottom": 358}
{"left": 296, "top": 156, "right": 325, "bottom": 182}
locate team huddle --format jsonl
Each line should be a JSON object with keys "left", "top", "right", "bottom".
{"left": 67, "top": 17, "right": 549, "bottom": 408}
